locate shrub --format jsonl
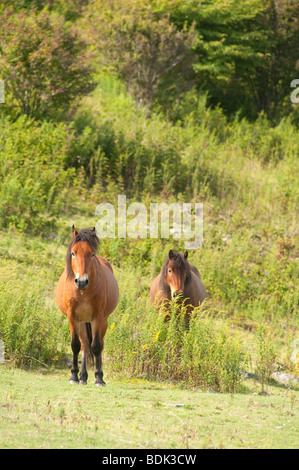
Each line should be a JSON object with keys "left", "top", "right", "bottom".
{"left": 82, "top": 0, "right": 197, "bottom": 112}
{"left": 255, "top": 325, "right": 277, "bottom": 393}
{"left": 0, "top": 7, "right": 94, "bottom": 119}
{"left": 72, "top": 78, "right": 190, "bottom": 196}
{"left": 0, "top": 116, "right": 77, "bottom": 233}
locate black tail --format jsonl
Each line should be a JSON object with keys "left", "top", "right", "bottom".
{"left": 85, "top": 322, "right": 94, "bottom": 366}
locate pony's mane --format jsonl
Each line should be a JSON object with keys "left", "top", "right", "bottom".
{"left": 66, "top": 228, "right": 100, "bottom": 279}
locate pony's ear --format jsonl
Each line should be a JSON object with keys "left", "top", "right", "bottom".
{"left": 184, "top": 250, "right": 188, "bottom": 260}
{"left": 72, "top": 225, "right": 78, "bottom": 238}
{"left": 92, "top": 227, "right": 96, "bottom": 234}
{"left": 169, "top": 250, "right": 175, "bottom": 259}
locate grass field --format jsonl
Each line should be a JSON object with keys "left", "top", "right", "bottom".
{"left": 0, "top": 366, "right": 298, "bottom": 449}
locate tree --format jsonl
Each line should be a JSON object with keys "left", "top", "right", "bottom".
{"left": 248, "top": 0, "right": 299, "bottom": 120}
{"left": 82, "top": 0, "right": 197, "bottom": 112}
{"left": 0, "top": 7, "right": 95, "bottom": 119}
{"left": 160, "top": 0, "right": 299, "bottom": 121}
{"left": 0, "top": 0, "right": 90, "bottom": 21}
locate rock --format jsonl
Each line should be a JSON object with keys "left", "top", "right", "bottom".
{"left": 271, "top": 371, "right": 299, "bottom": 384}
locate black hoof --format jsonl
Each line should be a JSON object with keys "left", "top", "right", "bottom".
{"left": 79, "top": 380, "right": 87, "bottom": 385}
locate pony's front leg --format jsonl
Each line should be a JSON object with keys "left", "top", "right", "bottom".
{"left": 79, "top": 350, "right": 88, "bottom": 385}
{"left": 68, "top": 317, "right": 80, "bottom": 384}
{"left": 79, "top": 323, "right": 90, "bottom": 385}
{"left": 92, "top": 332, "right": 105, "bottom": 386}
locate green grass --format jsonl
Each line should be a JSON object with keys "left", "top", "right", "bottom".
{"left": 0, "top": 366, "right": 298, "bottom": 449}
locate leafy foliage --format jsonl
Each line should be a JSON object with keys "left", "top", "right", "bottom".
{"left": 82, "top": 0, "right": 197, "bottom": 111}
{"left": 157, "top": 0, "right": 299, "bottom": 120}
{"left": 0, "top": 7, "right": 94, "bottom": 118}
{"left": 0, "top": 116, "right": 76, "bottom": 232}
{"left": 255, "top": 325, "right": 277, "bottom": 393}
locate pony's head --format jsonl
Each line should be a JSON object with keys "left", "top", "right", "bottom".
{"left": 66, "top": 225, "right": 100, "bottom": 290}
{"left": 164, "top": 250, "right": 191, "bottom": 299}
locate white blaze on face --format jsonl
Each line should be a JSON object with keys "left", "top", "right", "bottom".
{"left": 75, "top": 273, "right": 88, "bottom": 281}
{"left": 74, "top": 273, "right": 89, "bottom": 290}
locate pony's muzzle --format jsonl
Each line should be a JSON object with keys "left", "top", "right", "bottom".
{"left": 74, "top": 274, "right": 89, "bottom": 290}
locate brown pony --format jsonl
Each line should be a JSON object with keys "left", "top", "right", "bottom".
{"left": 55, "top": 226, "right": 119, "bottom": 386}
{"left": 150, "top": 250, "right": 207, "bottom": 324}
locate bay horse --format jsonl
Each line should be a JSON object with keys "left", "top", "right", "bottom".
{"left": 55, "top": 226, "right": 119, "bottom": 386}
{"left": 150, "top": 250, "right": 207, "bottom": 325}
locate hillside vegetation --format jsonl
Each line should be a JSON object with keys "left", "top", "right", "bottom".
{"left": 0, "top": 0, "right": 298, "bottom": 393}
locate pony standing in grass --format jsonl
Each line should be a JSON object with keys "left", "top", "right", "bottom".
{"left": 150, "top": 250, "right": 207, "bottom": 325}
{"left": 56, "top": 226, "right": 119, "bottom": 386}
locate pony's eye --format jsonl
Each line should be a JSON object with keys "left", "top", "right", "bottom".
{"left": 71, "top": 251, "right": 75, "bottom": 257}
{"left": 168, "top": 269, "right": 172, "bottom": 273}
{"left": 91, "top": 253, "right": 95, "bottom": 258}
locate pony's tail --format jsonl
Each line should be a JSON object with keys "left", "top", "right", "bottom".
{"left": 85, "top": 322, "right": 94, "bottom": 366}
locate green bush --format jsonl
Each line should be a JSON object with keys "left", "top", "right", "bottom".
{"left": 0, "top": 116, "right": 76, "bottom": 233}
{"left": 255, "top": 325, "right": 277, "bottom": 393}
{"left": 72, "top": 78, "right": 189, "bottom": 196}
{"left": 0, "top": 6, "right": 94, "bottom": 119}
{"left": 83, "top": 0, "right": 196, "bottom": 111}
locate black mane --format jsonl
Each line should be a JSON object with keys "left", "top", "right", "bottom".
{"left": 66, "top": 228, "right": 100, "bottom": 279}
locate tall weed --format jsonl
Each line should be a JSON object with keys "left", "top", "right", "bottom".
{"left": 0, "top": 263, "right": 68, "bottom": 367}
{"left": 105, "top": 277, "right": 247, "bottom": 392}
